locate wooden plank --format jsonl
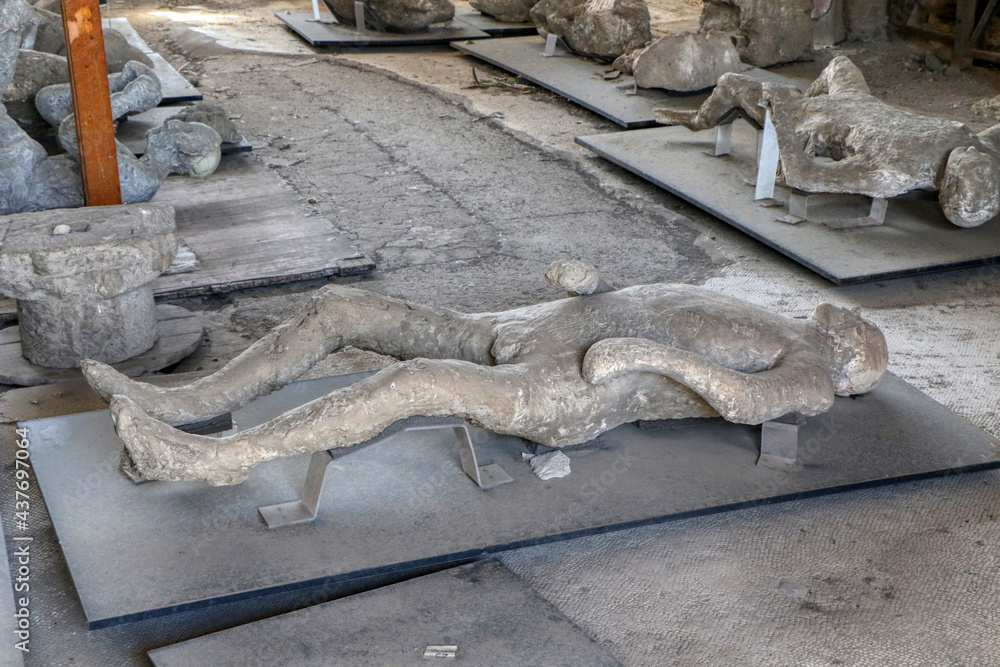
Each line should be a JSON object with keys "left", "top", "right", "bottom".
{"left": 60, "top": 0, "right": 122, "bottom": 206}
{"left": 970, "top": 0, "right": 1000, "bottom": 51}
{"left": 0, "top": 305, "right": 203, "bottom": 386}
{"left": 0, "top": 156, "right": 374, "bottom": 321}
{"left": 954, "top": 0, "right": 979, "bottom": 60}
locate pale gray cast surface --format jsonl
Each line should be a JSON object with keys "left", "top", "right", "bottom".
{"left": 529, "top": 0, "right": 651, "bottom": 60}
{"left": 700, "top": 0, "right": 815, "bottom": 67}
{"left": 321, "top": 0, "right": 455, "bottom": 32}
{"left": 83, "top": 260, "right": 886, "bottom": 486}
{"left": 630, "top": 31, "right": 742, "bottom": 93}
{"left": 657, "top": 56, "right": 1000, "bottom": 228}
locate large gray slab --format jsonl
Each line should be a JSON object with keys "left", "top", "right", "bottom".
{"left": 22, "top": 371, "right": 999, "bottom": 629}
{"left": 107, "top": 17, "right": 155, "bottom": 54}
{"left": 451, "top": 36, "right": 803, "bottom": 128}
{"left": 147, "top": 559, "right": 622, "bottom": 666}
{"left": 276, "top": 12, "right": 489, "bottom": 47}
{"left": 577, "top": 122, "right": 1000, "bottom": 284}
{"left": 147, "top": 53, "right": 202, "bottom": 105}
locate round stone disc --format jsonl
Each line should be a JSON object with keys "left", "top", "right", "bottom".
{"left": 0, "top": 305, "right": 204, "bottom": 387}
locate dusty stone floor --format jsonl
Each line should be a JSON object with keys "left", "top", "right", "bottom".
{"left": 3, "top": 0, "right": 1000, "bottom": 663}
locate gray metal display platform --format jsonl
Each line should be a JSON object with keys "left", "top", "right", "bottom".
{"left": 577, "top": 122, "right": 1000, "bottom": 284}
{"left": 103, "top": 18, "right": 202, "bottom": 103}
{"left": 23, "top": 371, "right": 999, "bottom": 630}
{"left": 454, "top": 10, "right": 538, "bottom": 36}
{"left": 276, "top": 11, "right": 489, "bottom": 47}
{"left": 147, "top": 53, "right": 202, "bottom": 105}
{"left": 147, "top": 559, "right": 621, "bottom": 666}
{"left": 107, "top": 17, "right": 155, "bottom": 54}
{"left": 117, "top": 107, "right": 252, "bottom": 157}
{"left": 451, "top": 36, "right": 803, "bottom": 128}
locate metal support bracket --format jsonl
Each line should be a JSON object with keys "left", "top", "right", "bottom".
{"left": 706, "top": 122, "right": 733, "bottom": 157}
{"left": 258, "top": 449, "right": 334, "bottom": 528}
{"left": 757, "top": 412, "right": 805, "bottom": 469}
{"left": 541, "top": 33, "right": 559, "bottom": 57}
{"left": 778, "top": 189, "right": 888, "bottom": 228}
{"left": 354, "top": 1, "right": 367, "bottom": 34}
{"left": 754, "top": 106, "right": 780, "bottom": 202}
{"left": 406, "top": 423, "right": 514, "bottom": 490}
{"left": 258, "top": 423, "right": 513, "bottom": 529}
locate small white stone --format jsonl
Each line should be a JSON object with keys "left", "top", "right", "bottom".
{"left": 52, "top": 224, "right": 72, "bottom": 235}
{"left": 529, "top": 451, "right": 571, "bottom": 480}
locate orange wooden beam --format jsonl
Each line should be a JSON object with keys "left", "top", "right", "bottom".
{"left": 60, "top": 0, "right": 122, "bottom": 206}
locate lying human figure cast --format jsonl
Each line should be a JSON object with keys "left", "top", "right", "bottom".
{"left": 82, "top": 260, "right": 888, "bottom": 486}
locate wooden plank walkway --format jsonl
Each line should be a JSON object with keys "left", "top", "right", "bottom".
{"left": 0, "top": 155, "right": 375, "bottom": 321}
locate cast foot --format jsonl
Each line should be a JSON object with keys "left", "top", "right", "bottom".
{"left": 109, "top": 395, "right": 252, "bottom": 486}
{"left": 81, "top": 359, "right": 139, "bottom": 404}
{"left": 653, "top": 108, "right": 699, "bottom": 127}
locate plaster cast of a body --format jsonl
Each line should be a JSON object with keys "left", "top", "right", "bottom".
{"left": 83, "top": 260, "right": 888, "bottom": 486}
{"left": 656, "top": 56, "right": 1000, "bottom": 228}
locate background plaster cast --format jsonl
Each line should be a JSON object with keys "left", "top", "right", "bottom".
{"left": 530, "top": 0, "right": 652, "bottom": 60}
{"left": 657, "top": 56, "right": 1000, "bottom": 228}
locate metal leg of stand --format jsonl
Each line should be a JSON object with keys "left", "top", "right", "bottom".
{"left": 354, "top": 1, "right": 367, "bottom": 34}
{"left": 258, "top": 450, "right": 335, "bottom": 529}
{"left": 541, "top": 33, "right": 559, "bottom": 57}
{"left": 757, "top": 413, "right": 805, "bottom": 469}
{"left": 258, "top": 423, "right": 513, "bottom": 529}
{"left": 777, "top": 189, "right": 810, "bottom": 224}
{"left": 405, "top": 423, "right": 514, "bottom": 489}
{"left": 819, "top": 195, "right": 888, "bottom": 229}
{"left": 707, "top": 122, "right": 733, "bottom": 157}
{"left": 309, "top": 0, "right": 321, "bottom": 22}
{"left": 754, "top": 107, "right": 780, "bottom": 204}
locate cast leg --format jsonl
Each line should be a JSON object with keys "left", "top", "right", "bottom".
{"left": 110, "top": 359, "right": 529, "bottom": 485}
{"left": 84, "top": 285, "right": 496, "bottom": 425}
{"left": 655, "top": 73, "right": 767, "bottom": 130}
{"left": 583, "top": 338, "right": 835, "bottom": 424}
{"left": 805, "top": 55, "right": 870, "bottom": 97}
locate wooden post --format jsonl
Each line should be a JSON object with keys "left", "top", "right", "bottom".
{"left": 953, "top": 0, "right": 979, "bottom": 64}
{"left": 60, "top": 0, "right": 122, "bottom": 206}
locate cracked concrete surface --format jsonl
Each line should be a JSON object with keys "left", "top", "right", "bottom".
{"left": 3, "top": 1, "right": 1000, "bottom": 664}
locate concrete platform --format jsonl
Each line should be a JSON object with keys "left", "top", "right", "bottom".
{"left": 276, "top": 12, "right": 489, "bottom": 47}
{"left": 147, "top": 559, "right": 621, "bottom": 666}
{"left": 451, "top": 36, "right": 803, "bottom": 128}
{"left": 576, "top": 122, "right": 1000, "bottom": 284}
{"left": 21, "top": 370, "right": 999, "bottom": 629}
